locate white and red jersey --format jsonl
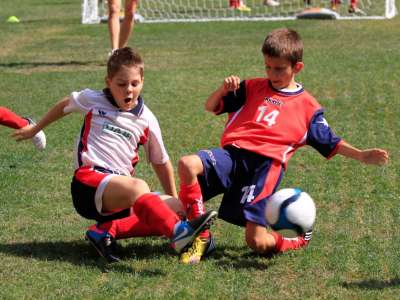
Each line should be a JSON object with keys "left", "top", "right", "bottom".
{"left": 215, "top": 78, "right": 342, "bottom": 168}
{"left": 64, "top": 88, "right": 169, "bottom": 175}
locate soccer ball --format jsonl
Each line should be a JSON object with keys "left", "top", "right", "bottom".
{"left": 265, "top": 188, "right": 316, "bottom": 238}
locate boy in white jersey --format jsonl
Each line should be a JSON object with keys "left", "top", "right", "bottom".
{"left": 13, "top": 47, "right": 216, "bottom": 263}
{"left": 177, "top": 28, "right": 389, "bottom": 264}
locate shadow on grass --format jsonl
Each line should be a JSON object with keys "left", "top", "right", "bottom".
{"left": 341, "top": 278, "right": 400, "bottom": 290}
{"left": 0, "top": 239, "right": 173, "bottom": 276}
{"left": 0, "top": 61, "right": 104, "bottom": 69}
{"left": 209, "top": 245, "right": 276, "bottom": 270}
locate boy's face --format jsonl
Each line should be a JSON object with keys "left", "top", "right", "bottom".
{"left": 264, "top": 55, "right": 303, "bottom": 90}
{"left": 106, "top": 65, "right": 143, "bottom": 111}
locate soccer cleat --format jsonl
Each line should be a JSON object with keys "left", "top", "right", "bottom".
{"left": 264, "top": 0, "right": 280, "bottom": 7}
{"left": 180, "top": 235, "right": 216, "bottom": 264}
{"left": 348, "top": 6, "right": 366, "bottom": 15}
{"left": 86, "top": 228, "right": 121, "bottom": 263}
{"left": 236, "top": 4, "right": 252, "bottom": 12}
{"left": 25, "top": 118, "right": 46, "bottom": 150}
{"left": 303, "top": 230, "right": 313, "bottom": 242}
{"left": 171, "top": 210, "right": 217, "bottom": 254}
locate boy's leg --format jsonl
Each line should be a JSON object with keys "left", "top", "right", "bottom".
{"left": 270, "top": 230, "right": 312, "bottom": 253}
{"left": 133, "top": 193, "right": 217, "bottom": 253}
{"left": 0, "top": 107, "right": 28, "bottom": 129}
{"left": 178, "top": 149, "right": 234, "bottom": 263}
{"left": 178, "top": 155, "right": 209, "bottom": 239}
{"left": 107, "top": 0, "right": 122, "bottom": 51}
{"left": 119, "top": 0, "right": 138, "bottom": 48}
{"left": 245, "top": 222, "right": 311, "bottom": 254}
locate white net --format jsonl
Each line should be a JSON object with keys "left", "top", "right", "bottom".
{"left": 82, "top": 0, "right": 397, "bottom": 24}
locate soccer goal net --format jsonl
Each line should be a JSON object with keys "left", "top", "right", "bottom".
{"left": 82, "top": 0, "right": 397, "bottom": 24}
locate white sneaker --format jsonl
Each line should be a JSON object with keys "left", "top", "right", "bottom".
{"left": 264, "top": 0, "right": 280, "bottom": 6}
{"left": 26, "top": 118, "right": 46, "bottom": 150}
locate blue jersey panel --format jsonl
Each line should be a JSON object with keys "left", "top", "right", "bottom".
{"left": 307, "top": 109, "right": 342, "bottom": 157}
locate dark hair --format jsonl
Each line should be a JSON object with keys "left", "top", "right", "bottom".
{"left": 261, "top": 28, "right": 303, "bottom": 65}
{"left": 107, "top": 47, "right": 144, "bottom": 78}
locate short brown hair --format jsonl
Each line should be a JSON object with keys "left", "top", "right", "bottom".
{"left": 261, "top": 28, "right": 303, "bottom": 65}
{"left": 107, "top": 47, "right": 144, "bottom": 78}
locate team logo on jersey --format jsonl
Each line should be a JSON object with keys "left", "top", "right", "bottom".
{"left": 103, "top": 122, "right": 132, "bottom": 139}
{"left": 264, "top": 97, "right": 283, "bottom": 107}
{"left": 98, "top": 109, "right": 107, "bottom": 117}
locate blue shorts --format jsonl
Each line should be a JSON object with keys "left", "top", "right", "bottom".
{"left": 198, "top": 146, "right": 284, "bottom": 227}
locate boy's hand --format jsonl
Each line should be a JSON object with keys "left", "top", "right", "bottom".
{"left": 12, "top": 124, "right": 38, "bottom": 141}
{"left": 223, "top": 75, "right": 241, "bottom": 93}
{"left": 360, "top": 148, "right": 389, "bottom": 166}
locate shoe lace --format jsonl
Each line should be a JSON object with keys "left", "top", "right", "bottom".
{"left": 186, "top": 238, "right": 205, "bottom": 257}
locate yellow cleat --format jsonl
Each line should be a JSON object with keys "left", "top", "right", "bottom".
{"left": 236, "top": 4, "right": 252, "bottom": 12}
{"left": 180, "top": 236, "right": 215, "bottom": 264}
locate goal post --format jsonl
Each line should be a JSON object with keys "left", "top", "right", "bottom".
{"left": 82, "top": 0, "right": 397, "bottom": 24}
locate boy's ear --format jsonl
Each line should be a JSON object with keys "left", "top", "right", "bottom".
{"left": 294, "top": 62, "right": 304, "bottom": 74}
{"left": 105, "top": 76, "right": 111, "bottom": 87}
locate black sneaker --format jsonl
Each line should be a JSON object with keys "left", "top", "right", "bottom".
{"left": 85, "top": 229, "right": 121, "bottom": 263}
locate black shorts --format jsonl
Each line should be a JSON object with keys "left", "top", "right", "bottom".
{"left": 71, "top": 166, "right": 132, "bottom": 223}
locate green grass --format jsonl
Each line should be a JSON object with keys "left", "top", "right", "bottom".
{"left": 1, "top": 1, "right": 400, "bottom": 299}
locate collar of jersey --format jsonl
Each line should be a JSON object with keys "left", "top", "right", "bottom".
{"left": 268, "top": 80, "right": 304, "bottom": 96}
{"left": 103, "top": 88, "right": 144, "bottom": 116}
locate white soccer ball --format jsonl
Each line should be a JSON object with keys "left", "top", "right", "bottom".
{"left": 265, "top": 188, "right": 316, "bottom": 238}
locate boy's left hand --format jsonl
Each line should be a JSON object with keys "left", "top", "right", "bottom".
{"left": 12, "top": 125, "right": 37, "bottom": 141}
{"left": 360, "top": 148, "right": 389, "bottom": 166}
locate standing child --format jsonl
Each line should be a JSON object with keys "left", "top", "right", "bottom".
{"left": 13, "top": 47, "right": 217, "bottom": 262}
{"left": 0, "top": 106, "right": 46, "bottom": 150}
{"left": 177, "top": 28, "right": 389, "bottom": 264}
{"left": 107, "top": 0, "right": 138, "bottom": 55}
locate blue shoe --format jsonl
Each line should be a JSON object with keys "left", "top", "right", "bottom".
{"left": 85, "top": 227, "right": 121, "bottom": 263}
{"left": 171, "top": 210, "right": 217, "bottom": 253}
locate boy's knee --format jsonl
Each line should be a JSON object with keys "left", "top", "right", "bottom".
{"left": 130, "top": 178, "right": 150, "bottom": 194}
{"left": 108, "top": 3, "right": 120, "bottom": 15}
{"left": 178, "top": 155, "right": 198, "bottom": 174}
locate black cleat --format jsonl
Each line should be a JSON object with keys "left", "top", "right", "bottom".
{"left": 86, "top": 229, "right": 121, "bottom": 263}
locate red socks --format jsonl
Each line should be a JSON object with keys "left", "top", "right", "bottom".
{"left": 270, "top": 231, "right": 309, "bottom": 253}
{"left": 93, "top": 214, "right": 164, "bottom": 240}
{"left": 0, "top": 107, "right": 29, "bottom": 129}
{"left": 179, "top": 182, "right": 209, "bottom": 239}
{"left": 133, "top": 193, "right": 180, "bottom": 239}
{"left": 90, "top": 193, "right": 181, "bottom": 240}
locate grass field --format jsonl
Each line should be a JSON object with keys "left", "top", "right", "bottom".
{"left": 1, "top": 1, "right": 399, "bottom": 299}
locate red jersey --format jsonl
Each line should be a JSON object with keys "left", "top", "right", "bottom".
{"left": 215, "top": 78, "right": 341, "bottom": 167}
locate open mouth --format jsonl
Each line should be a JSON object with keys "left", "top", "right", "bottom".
{"left": 124, "top": 97, "right": 132, "bottom": 103}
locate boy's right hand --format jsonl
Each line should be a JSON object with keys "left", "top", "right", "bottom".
{"left": 223, "top": 75, "right": 241, "bottom": 93}
{"left": 360, "top": 148, "right": 389, "bottom": 166}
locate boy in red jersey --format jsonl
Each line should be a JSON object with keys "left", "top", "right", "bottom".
{"left": 0, "top": 106, "right": 46, "bottom": 150}
{"left": 178, "top": 28, "right": 389, "bottom": 264}
{"left": 13, "top": 47, "right": 216, "bottom": 263}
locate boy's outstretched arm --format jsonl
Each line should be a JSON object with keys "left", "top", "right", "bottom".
{"left": 152, "top": 160, "right": 178, "bottom": 198}
{"left": 12, "top": 96, "right": 71, "bottom": 142}
{"left": 336, "top": 141, "right": 389, "bottom": 166}
{"left": 205, "top": 75, "right": 241, "bottom": 112}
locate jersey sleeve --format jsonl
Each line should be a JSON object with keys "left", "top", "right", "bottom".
{"left": 215, "top": 80, "right": 246, "bottom": 115}
{"left": 306, "top": 109, "right": 342, "bottom": 158}
{"left": 143, "top": 112, "right": 170, "bottom": 164}
{"left": 64, "top": 89, "right": 98, "bottom": 114}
